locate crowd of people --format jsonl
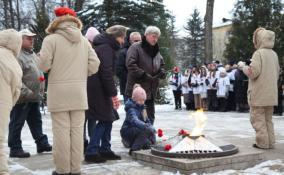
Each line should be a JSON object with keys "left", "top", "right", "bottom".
{"left": 0, "top": 6, "right": 282, "bottom": 175}
{"left": 0, "top": 6, "right": 166, "bottom": 175}
{"left": 169, "top": 61, "right": 283, "bottom": 115}
{"left": 169, "top": 62, "right": 250, "bottom": 112}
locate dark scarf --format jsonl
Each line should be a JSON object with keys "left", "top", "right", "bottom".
{"left": 141, "top": 36, "right": 159, "bottom": 58}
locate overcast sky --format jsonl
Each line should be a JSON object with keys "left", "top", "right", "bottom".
{"left": 163, "top": 0, "right": 237, "bottom": 36}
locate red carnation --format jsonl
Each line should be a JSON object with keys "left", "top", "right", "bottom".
{"left": 157, "top": 129, "right": 163, "bottom": 137}
{"left": 54, "top": 7, "right": 77, "bottom": 17}
{"left": 38, "top": 76, "right": 45, "bottom": 82}
{"left": 179, "top": 129, "right": 188, "bottom": 136}
{"left": 164, "top": 144, "right": 172, "bottom": 151}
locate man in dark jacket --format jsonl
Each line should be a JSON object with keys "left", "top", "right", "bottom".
{"left": 8, "top": 29, "right": 52, "bottom": 158}
{"left": 116, "top": 32, "right": 141, "bottom": 103}
{"left": 125, "top": 26, "right": 166, "bottom": 124}
{"left": 85, "top": 25, "right": 128, "bottom": 164}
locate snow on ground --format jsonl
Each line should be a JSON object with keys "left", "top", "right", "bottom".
{"left": 196, "top": 159, "right": 284, "bottom": 175}
{"left": 7, "top": 97, "right": 284, "bottom": 174}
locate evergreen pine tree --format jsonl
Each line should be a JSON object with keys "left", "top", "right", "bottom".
{"left": 224, "top": 0, "right": 284, "bottom": 64}
{"left": 30, "top": 0, "right": 50, "bottom": 52}
{"left": 184, "top": 8, "right": 205, "bottom": 67}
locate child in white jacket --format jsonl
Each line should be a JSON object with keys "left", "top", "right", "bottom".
{"left": 169, "top": 67, "right": 182, "bottom": 109}
{"left": 216, "top": 69, "right": 230, "bottom": 111}
{"left": 191, "top": 67, "right": 202, "bottom": 110}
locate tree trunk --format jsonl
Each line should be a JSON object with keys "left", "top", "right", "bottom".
{"left": 16, "top": 0, "right": 21, "bottom": 30}
{"left": 204, "top": 0, "right": 214, "bottom": 63}
{"left": 8, "top": 0, "right": 15, "bottom": 28}
{"left": 3, "top": 0, "right": 9, "bottom": 28}
{"left": 74, "top": 0, "right": 85, "bottom": 11}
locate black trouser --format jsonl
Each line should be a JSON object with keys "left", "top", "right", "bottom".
{"left": 274, "top": 91, "right": 283, "bottom": 115}
{"left": 188, "top": 91, "right": 195, "bottom": 110}
{"left": 8, "top": 102, "right": 49, "bottom": 152}
{"left": 173, "top": 90, "right": 182, "bottom": 109}
{"left": 207, "top": 89, "right": 218, "bottom": 111}
{"left": 145, "top": 99, "right": 155, "bottom": 124}
{"left": 226, "top": 91, "right": 236, "bottom": 111}
{"left": 218, "top": 97, "right": 227, "bottom": 112}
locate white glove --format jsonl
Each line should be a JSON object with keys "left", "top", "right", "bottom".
{"left": 237, "top": 61, "right": 245, "bottom": 70}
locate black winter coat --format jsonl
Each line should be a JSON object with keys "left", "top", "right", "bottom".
{"left": 234, "top": 69, "right": 248, "bottom": 104}
{"left": 115, "top": 43, "right": 129, "bottom": 95}
{"left": 87, "top": 33, "right": 120, "bottom": 121}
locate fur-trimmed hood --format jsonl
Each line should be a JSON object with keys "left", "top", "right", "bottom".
{"left": 0, "top": 29, "right": 22, "bottom": 57}
{"left": 46, "top": 15, "right": 83, "bottom": 43}
{"left": 253, "top": 27, "right": 275, "bottom": 49}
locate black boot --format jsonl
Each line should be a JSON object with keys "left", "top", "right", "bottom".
{"left": 10, "top": 150, "right": 30, "bottom": 158}
{"left": 51, "top": 171, "right": 70, "bottom": 175}
{"left": 37, "top": 143, "right": 52, "bottom": 153}
{"left": 100, "top": 151, "right": 121, "bottom": 160}
{"left": 85, "top": 154, "right": 106, "bottom": 163}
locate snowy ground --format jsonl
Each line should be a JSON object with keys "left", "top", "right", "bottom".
{"left": 6, "top": 100, "right": 284, "bottom": 174}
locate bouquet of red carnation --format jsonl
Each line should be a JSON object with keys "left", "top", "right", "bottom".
{"left": 178, "top": 129, "right": 189, "bottom": 136}
{"left": 38, "top": 76, "right": 45, "bottom": 82}
{"left": 157, "top": 129, "right": 163, "bottom": 137}
{"left": 164, "top": 144, "right": 172, "bottom": 151}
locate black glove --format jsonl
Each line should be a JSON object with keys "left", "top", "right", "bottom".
{"left": 142, "top": 72, "right": 154, "bottom": 81}
{"left": 154, "top": 69, "right": 166, "bottom": 79}
{"left": 245, "top": 59, "right": 251, "bottom": 65}
{"left": 212, "top": 79, "right": 217, "bottom": 88}
{"left": 205, "top": 79, "right": 210, "bottom": 86}
{"left": 200, "top": 83, "right": 204, "bottom": 86}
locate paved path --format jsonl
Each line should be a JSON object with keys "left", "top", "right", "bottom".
{"left": 6, "top": 105, "right": 284, "bottom": 175}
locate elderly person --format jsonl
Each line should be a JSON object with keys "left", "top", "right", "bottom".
{"left": 85, "top": 25, "right": 128, "bottom": 164}
{"left": 8, "top": 29, "right": 52, "bottom": 158}
{"left": 239, "top": 27, "right": 280, "bottom": 149}
{"left": 116, "top": 31, "right": 142, "bottom": 103}
{"left": 38, "top": 7, "right": 100, "bottom": 175}
{"left": 125, "top": 26, "right": 166, "bottom": 124}
{"left": 0, "top": 29, "right": 23, "bottom": 175}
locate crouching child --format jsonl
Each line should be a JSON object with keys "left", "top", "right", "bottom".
{"left": 120, "top": 84, "right": 156, "bottom": 154}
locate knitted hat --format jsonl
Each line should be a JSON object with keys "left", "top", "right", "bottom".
{"left": 54, "top": 7, "right": 77, "bottom": 17}
{"left": 85, "top": 27, "right": 100, "bottom": 42}
{"left": 173, "top": 66, "right": 180, "bottom": 73}
{"left": 132, "top": 84, "right": 146, "bottom": 102}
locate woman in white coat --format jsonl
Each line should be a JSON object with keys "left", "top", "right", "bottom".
{"left": 0, "top": 29, "right": 23, "bottom": 175}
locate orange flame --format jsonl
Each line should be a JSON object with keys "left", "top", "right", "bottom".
{"left": 190, "top": 108, "right": 207, "bottom": 136}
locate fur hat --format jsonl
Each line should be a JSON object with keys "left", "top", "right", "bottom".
{"left": 132, "top": 84, "right": 146, "bottom": 102}
{"left": 54, "top": 7, "right": 77, "bottom": 17}
{"left": 85, "top": 27, "right": 100, "bottom": 42}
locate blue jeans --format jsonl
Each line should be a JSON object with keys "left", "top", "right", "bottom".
{"left": 8, "top": 102, "right": 49, "bottom": 151}
{"left": 86, "top": 121, "right": 112, "bottom": 155}
{"left": 84, "top": 112, "right": 96, "bottom": 142}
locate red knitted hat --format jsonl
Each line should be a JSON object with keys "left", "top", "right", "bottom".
{"left": 173, "top": 66, "right": 180, "bottom": 73}
{"left": 54, "top": 7, "right": 77, "bottom": 17}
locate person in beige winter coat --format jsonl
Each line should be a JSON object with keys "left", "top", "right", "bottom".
{"left": 239, "top": 27, "right": 280, "bottom": 149}
{"left": 38, "top": 7, "right": 100, "bottom": 175}
{"left": 0, "top": 29, "right": 23, "bottom": 175}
